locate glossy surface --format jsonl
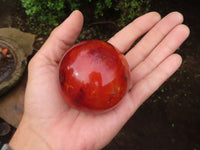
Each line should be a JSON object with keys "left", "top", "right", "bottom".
{"left": 59, "top": 40, "right": 130, "bottom": 112}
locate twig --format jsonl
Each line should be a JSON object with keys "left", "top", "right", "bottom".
{"left": 87, "top": 21, "right": 118, "bottom": 28}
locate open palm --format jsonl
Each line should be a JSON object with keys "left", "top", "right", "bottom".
{"left": 10, "top": 11, "right": 189, "bottom": 150}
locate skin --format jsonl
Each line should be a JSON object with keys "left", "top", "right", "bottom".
{"left": 9, "top": 10, "right": 189, "bottom": 150}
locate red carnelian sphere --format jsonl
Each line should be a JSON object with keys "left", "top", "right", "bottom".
{"left": 59, "top": 40, "right": 130, "bottom": 112}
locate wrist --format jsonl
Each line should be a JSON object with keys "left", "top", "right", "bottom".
{"left": 9, "top": 117, "right": 51, "bottom": 150}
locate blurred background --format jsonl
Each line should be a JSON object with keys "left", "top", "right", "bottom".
{"left": 0, "top": 0, "right": 199, "bottom": 149}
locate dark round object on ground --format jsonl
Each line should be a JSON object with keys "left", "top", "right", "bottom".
{"left": 0, "top": 122, "right": 10, "bottom": 136}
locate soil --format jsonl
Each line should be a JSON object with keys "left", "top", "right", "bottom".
{"left": 0, "top": 0, "right": 199, "bottom": 149}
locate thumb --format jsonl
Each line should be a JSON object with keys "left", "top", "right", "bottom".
{"left": 37, "top": 10, "right": 84, "bottom": 64}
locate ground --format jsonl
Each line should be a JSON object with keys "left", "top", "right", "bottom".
{"left": 0, "top": 0, "right": 200, "bottom": 149}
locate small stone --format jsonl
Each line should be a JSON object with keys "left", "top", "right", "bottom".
{"left": 36, "top": 37, "right": 43, "bottom": 41}
{"left": 6, "top": 54, "right": 12, "bottom": 58}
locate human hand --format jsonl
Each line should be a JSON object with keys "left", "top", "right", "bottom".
{"left": 9, "top": 10, "right": 189, "bottom": 150}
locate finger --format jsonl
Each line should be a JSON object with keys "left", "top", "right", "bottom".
{"left": 112, "top": 54, "right": 182, "bottom": 125}
{"left": 126, "top": 12, "right": 184, "bottom": 69}
{"left": 130, "top": 24, "right": 190, "bottom": 85}
{"left": 129, "top": 54, "right": 182, "bottom": 107}
{"left": 108, "top": 12, "right": 161, "bottom": 53}
{"left": 38, "top": 10, "right": 84, "bottom": 64}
